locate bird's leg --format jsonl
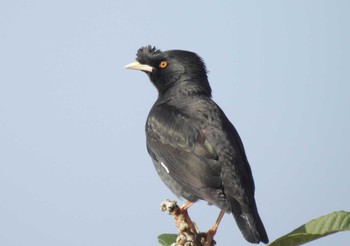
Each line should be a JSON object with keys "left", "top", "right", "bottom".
{"left": 180, "top": 201, "right": 194, "bottom": 211}
{"left": 160, "top": 200, "right": 195, "bottom": 232}
{"left": 179, "top": 201, "right": 198, "bottom": 234}
{"left": 161, "top": 200, "right": 204, "bottom": 245}
{"left": 205, "top": 210, "right": 225, "bottom": 246}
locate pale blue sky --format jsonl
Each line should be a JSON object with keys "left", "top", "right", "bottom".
{"left": 0, "top": 1, "right": 349, "bottom": 245}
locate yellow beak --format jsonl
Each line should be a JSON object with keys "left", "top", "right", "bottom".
{"left": 125, "top": 61, "right": 154, "bottom": 73}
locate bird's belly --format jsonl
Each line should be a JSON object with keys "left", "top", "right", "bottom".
{"left": 151, "top": 159, "right": 231, "bottom": 212}
{"left": 152, "top": 159, "right": 199, "bottom": 202}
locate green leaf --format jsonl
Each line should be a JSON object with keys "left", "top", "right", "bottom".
{"left": 158, "top": 233, "right": 177, "bottom": 246}
{"left": 268, "top": 210, "right": 350, "bottom": 246}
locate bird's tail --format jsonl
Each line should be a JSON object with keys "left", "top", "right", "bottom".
{"left": 230, "top": 198, "right": 269, "bottom": 244}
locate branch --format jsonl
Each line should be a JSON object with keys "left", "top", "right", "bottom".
{"left": 160, "top": 199, "right": 214, "bottom": 246}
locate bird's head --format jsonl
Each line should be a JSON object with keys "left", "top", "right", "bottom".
{"left": 125, "top": 45, "right": 212, "bottom": 97}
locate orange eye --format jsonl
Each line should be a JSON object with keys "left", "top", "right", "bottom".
{"left": 159, "top": 60, "right": 168, "bottom": 68}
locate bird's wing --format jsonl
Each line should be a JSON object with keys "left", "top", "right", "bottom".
{"left": 146, "top": 103, "right": 225, "bottom": 203}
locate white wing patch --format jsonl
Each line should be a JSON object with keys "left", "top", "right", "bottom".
{"left": 160, "top": 161, "right": 170, "bottom": 173}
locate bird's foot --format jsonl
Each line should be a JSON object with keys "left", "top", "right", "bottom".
{"left": 203, "top": 230, "right": 216, "bottom": 246}
{"left": 161, "top": 199, "right": 204, "bottom": 246}
{"left": 203, "top": 210, "right": 225, "bottom": 246}
{"left": 179, "top": 201, "right": 197, "bottom": 234}
{"left": 160, "top": 200, "right": 222, "bottom": 246}
{"left": 161, "top": 199, "right": 198, "bottom": 234}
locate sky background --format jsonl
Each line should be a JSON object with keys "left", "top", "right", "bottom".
{"left": 1, "top": 1, "right": 349, "bottom": 245}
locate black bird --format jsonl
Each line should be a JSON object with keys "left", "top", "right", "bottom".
{"left": 125, "top": 46, "right": 268, "bottom": 244}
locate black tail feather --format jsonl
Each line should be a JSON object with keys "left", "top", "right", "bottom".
{"left": 230, "top": 199, "right": 269, "bottom": 244}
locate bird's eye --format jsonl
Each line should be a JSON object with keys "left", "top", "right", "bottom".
{"left": 159, "top": 61, "right": 168, "bottom": 69}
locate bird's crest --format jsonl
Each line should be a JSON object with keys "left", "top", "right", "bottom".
{"left": 136, "top": 45, "right": 161, "bottom": 64}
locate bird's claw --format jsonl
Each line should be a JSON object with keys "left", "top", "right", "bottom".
{"left": 161, "top": 199, "right": 216, "bottom": 246}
